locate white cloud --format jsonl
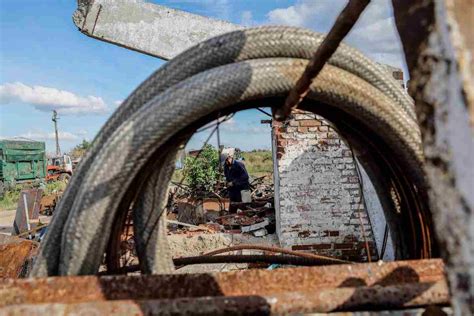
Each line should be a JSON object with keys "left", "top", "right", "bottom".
{"left": 76, "top": 130, "right": 88, "bottom": 137}
{"left": 0, "top": 82, "right": 108, "bottom": 115}
{"left": 167, "top": 0, "right": 231, "bottom": 21}
{"left": 240, "top": 10, "right": 254, "bottom": 26}
{"left": 18, "top": 131, "right": 81, "bottom": 142}
{"left": 114, "top": 100, "right": 123, "bottom": 107}
{"left": 219, "top": 117, "right": 268, "bottom": 134}
{"left": 210, "top": 0, "right": 231, "bottom": 20}
{"left": 220, "top": 117, "right": 238, "bottom": 132}
{"left": 266, "top": 0, "right": 406, "bottom": 69}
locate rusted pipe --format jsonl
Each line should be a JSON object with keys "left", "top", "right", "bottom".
{"left": 175, "top": 254, "right": 344, "bottom": 266}
{"left": 203, "top": 244, "right": 349, "bottom": 264}
{"left": 104, "top": 254, "right": 346, "bottom": 274}
{"left": 274, "top": 0, "right": 371, "bottom": 121}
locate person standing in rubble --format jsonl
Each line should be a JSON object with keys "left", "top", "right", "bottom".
{"left": 224, "top": 152, "right": 250, "bottom": 213}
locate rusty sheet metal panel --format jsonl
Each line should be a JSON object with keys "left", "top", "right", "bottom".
{"left": 0, "top": 259, "right": 445, "bottom": 307}
{"left": 0, "top": 235, "right": 38, "bottom": 279}
{"left": 12, "top": 189, "right": 42, "bottom": 235}
{"left": 0, "top": 280, "right": 449, "bottom": 315}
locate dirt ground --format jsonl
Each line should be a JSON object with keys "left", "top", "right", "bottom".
{"left": 1, "top": 208, "right": 279, "bottom": 275}
{"left": 0, "top": 210, "right": 16, "bottom": 235}
{"left": 0, "top": 209, "right": 51, "bottom": 236}
{"left": 168, "top": 232, "right": 279, "bottom": 274}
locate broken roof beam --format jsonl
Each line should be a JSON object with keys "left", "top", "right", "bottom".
{"left": 73, "top": 0, "right": 242, "bottom": 60}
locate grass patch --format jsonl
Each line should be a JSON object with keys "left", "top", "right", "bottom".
{"left": 44, "top": 180, "right": 67, "bottom": 196}
{"left": 170, "top": 149, "right": 274, "bottom": 189}
{"left": 241, "top": 150, "right": 273, "bottom": 181}
{"left": 0, "top": 184, "right": 23, "bottom": 211}
{"left": 0, "top": 180, "right": 67, "bottom": 211}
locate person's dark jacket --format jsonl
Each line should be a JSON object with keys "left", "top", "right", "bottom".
{"left": 224, "top": 160, "right": 250, "bottom": 203}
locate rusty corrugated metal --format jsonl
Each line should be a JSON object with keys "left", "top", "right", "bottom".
{"left": 0, "top": 259, "right": 445, "bottom": 308}
{"left": 0, "top": 235, "right": 38, "bottom": 279}
{"left": 0, "top": 280, "right": 449, "bottom": 315}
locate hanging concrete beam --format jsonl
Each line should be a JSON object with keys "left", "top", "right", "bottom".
{"left": 72, "top": 0, "right": 242, "bottom": 60}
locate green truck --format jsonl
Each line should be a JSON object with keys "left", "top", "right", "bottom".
{"left": 0, "top": 139, "right": 47, "bottom": 196}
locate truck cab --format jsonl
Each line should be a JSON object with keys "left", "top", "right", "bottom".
{"left": 47, "top": 154, "right": 73, "bottom": 183}
{"left": 50, "top": 155, "right": 73, "bottom": 174}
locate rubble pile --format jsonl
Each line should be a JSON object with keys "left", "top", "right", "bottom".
{"left": 167, "top": 177, "right": 275, "bottom": 238}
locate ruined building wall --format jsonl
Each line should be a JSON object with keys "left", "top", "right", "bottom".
{"left": 273, "top": 111, "right": 377, "bottom": 261}
{"left": 271, "top": 66, "right": 406, "bottom": 261}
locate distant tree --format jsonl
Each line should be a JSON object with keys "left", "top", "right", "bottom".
{"left": 183, "top": 144, "right": 219, "bottom": 193}
{"left": 70, "top": 139, "right": 92, "bottom": 158}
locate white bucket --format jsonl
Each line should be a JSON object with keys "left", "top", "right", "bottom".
{"left": 241, "top": 190, "right": 252, "bottom": 203}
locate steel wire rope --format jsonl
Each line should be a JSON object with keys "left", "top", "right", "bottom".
{"left": 31, "top": 27, "right": 428, "bottom": 276}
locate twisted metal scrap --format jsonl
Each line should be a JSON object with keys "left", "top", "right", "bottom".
{"left": 31, "top": 26, "right": 422, "bottom": 276}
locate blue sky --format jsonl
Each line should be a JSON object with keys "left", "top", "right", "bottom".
{"left": 0, "top": 0, "right": 406, "bottom": 153}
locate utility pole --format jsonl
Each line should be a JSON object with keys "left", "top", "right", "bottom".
{"left": 52, "top": 110, "right": 61, "bottom": 156}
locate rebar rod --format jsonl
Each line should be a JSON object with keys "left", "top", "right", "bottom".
{"left": 274, "top": 0, "right": 371, "bottom": 121}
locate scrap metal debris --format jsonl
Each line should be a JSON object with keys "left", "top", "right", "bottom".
{"left": 12, "top": 189, "right": 42, "bottom": 236}
{"left": 167, "top": 176, "right": 275, "bottom": 238}
{"left": 0, "top": 235, "right": 38, "bottom": 278}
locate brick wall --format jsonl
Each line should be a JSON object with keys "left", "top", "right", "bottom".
{"left": 272, "top": 111, "right": 377, "bottom": 261}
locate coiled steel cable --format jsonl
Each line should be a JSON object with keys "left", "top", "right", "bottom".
{"left": 32, "top": 26, "right": 424, "bottom": 276}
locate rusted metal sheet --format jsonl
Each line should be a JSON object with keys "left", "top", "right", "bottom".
{"left": 0, "top": 280, "right": 449, "bottom": 315}
{"left": 0, "top": 259, "right": 445, "bottom": 308}
{"left": 0, "top": 235, "right": 38, "bottom": 278}
{"left": 12, "top": 189, "right": 42, "bottom": 236}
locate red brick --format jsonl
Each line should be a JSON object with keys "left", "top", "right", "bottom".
{"left": 392, "top": 71, "right": 404, "bottom": 80}
{"left": 297, "top": 127, "right": 308, "bottom": 133}
{"left": 300, "top": 120, "right": 321, "bottom": 127}
{"left": 334, "top": 243, "right": 356, "bottom": 250}
{"left": 292, "top": 244, "right": 332, "bottom": 251}
{"left": 357, "top": 241, "right": 376, "bottom": 249}
{"left": 298, "top": 231, "right": 311, "bottom": 238}
{"left": 291, "top": 245, "right": 312, "bottom": 251}
{"left": 340, "top": 249, "right": 361, "bottom": 257}
{"left": 311, "top": 244, "right": 332, "bottom": 250}
{"left": 277, "top": 140, "right": 287, "bottom": 146}
{"left": 321, "top": 230, "right": 340, "bottom": 237}
{"left": 340, "top": 253, "right": 365, "bottom": 261}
